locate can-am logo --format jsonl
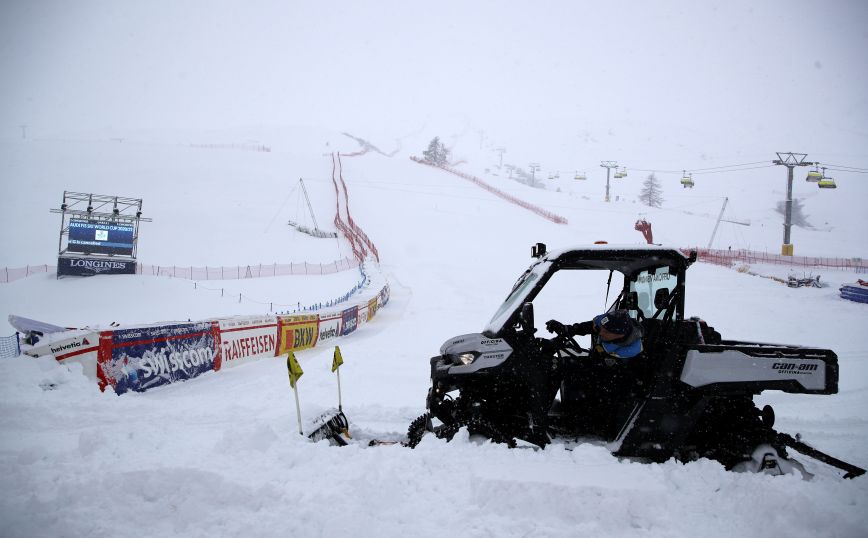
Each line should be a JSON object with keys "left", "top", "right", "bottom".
{"left": 772, "top": 362, "right": 818, "bottom": 375}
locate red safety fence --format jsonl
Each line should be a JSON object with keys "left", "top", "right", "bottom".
{"left": 411, "top": 156, "right": 569, "bottom": 225}
{"left": 683, "top": 248, "right": 866, "bottom": 272}
{"left": 1, "top": 264, "right": 54, "bottom": 283}
{"left": 188, "top": 143, "right": 271, "bottom": 152}
{"left": 1, "top": 258, "right": 359, "bottom": 283}
{"left": 331, "top": 153, "right": 380, "bottom": 262}
{"left": 138, "top": 258, "right": 358, "bottom": 280}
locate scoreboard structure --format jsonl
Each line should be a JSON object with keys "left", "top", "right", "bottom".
{"left": 51, "top": 192, "right": 151, "bottom": 278}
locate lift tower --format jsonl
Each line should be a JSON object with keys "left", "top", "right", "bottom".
{"left": 772, "top": 152, "right": 813, "bottom": 256}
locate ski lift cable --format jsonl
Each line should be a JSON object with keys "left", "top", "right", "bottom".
{"left": 824, "top": 167, "right": 868, "bottom": 174}
{"left": 691, "top": 165, "right": 777, "bottom": 176}
{"left": 822, "top": 163, "right": 868, "bottom": 172}
{"left": 626, "top": 160, "right": 773, "bottom": 175}
{"left": 263, "top": 182, "right": 299, "bottom": 233}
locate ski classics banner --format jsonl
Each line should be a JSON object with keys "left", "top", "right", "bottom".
{"left": 277, "top": 314, "right": 320, "bottom": 355}
{"left": 340, "top": 306, "right": 358, "bottom": 336}
{"left": 97, "top": 321, "right": 220, "bottom": 395}
{"left": 217, "top": 315, "right": 279, "bottom": 368}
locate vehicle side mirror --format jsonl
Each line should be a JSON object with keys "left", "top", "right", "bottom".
{"left": 519, "top": 302, "right": 535, "bottom": 333}
{"left": 653, "top": 288, "right": 670, "bottom": 310}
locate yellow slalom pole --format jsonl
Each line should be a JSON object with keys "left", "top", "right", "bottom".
{"left": 332, "top": 346, "right": 345, "bottom": 412}
{"left": 287, "top": 351, "right": 305, "bottom": 435}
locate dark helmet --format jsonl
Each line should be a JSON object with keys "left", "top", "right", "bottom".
{"left": 599, "top": 310, "right": 633, "bottom": 336}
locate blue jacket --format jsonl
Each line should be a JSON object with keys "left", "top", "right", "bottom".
{"left": 592, "top": 314, "right": 643, "bottom": 359}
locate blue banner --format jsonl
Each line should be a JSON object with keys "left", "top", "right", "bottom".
{"left": 105, "top": 322, "right": 216, "bottom": 394}
{"left": 68, "top": 219, "right": 135, "bottom": 256}
{"left": 341, "top": 306, "right": 358, "bottom": 336}
{"left": 58, "top": 256, "right": 137, "bottom": 277}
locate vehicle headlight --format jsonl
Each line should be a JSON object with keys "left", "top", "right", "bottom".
{"left": 455, "top": 352, "right": 476, "bottom": 365}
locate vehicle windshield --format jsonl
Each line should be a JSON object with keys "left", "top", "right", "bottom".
{"left": 484, "top": 260, "right": 552, "bottom": 334}
{"left": 630, "top": 265, "right": 677, "bottom": 318}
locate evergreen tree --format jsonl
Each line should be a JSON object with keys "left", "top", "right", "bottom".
{"left": 422, "top": 137, "right": 450, "bottom": 166}
{"left": 639, "top": 173, "right": 664, "bottom": 208}
{"left": 775, "top": 198, "right": 813, "bottom": 228}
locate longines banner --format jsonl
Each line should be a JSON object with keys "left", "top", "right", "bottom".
{"left": 58, "top": 256, "right": 137, "bottom": 277}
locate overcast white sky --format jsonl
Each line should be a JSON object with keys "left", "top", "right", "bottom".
{"left": 1, "top": 1, "right": 866, "bottom": 165}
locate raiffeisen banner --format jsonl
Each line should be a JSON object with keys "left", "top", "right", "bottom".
{"left": 217, "top": 316, "right": 278, "bottom": 368}
{"left": 98, "top": 322, "right": 219, "bottom": 395}
{"left": 276, "top": 315, "right": 320, "bottom": 355}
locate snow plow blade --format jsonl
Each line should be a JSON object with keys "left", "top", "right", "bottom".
{"left": 778, "top": 432, "right": 866, "bottom": 479}
{"left": 307, "top": 409, "right": 351, "bottom": 446}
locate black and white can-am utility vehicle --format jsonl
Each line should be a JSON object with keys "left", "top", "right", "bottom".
{"left": 410, "top": 244, "right": 864, "bottom": 478}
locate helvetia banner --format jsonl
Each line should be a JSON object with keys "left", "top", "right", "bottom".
{"left": 317, "top": 312, "right": 342, "bottom": 345}
{"left": 97, "top": 321, "right": 219, "bottom": 395}
{"left": 58, "top": 256, "right": 137, "bottom": 277}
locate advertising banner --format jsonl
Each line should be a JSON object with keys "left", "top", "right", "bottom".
{"left": 58, "top": 256, "right": 137, "bottom": 277}
{"left": 277, "top": 315, "right": 320, "bottom": 355}
{"left": 97, "top": 321, "right": 218, "bottom": 395}
{"left": 367, "top": 297, "right": 378, "bottom": 322}
{"left": 68, "top": 219, "right": 135, "bottom": 256}
{"left": 340, "top": 306, "right": 358, "bottom": 336}
{"left": 317, "top": 312, "right": 342, "bottom": 345}
{"left": 25, "top": 331, "right": 100, "bottom": 382}
{"left": 379, "top": 284, "right": 390, "bottom": 307}
{"left": 217, "top": 316, "right": 279, "bottom": 368}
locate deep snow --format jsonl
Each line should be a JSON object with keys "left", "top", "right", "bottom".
{"left": 0, "top": 127, "right": 866, "bottom": 537}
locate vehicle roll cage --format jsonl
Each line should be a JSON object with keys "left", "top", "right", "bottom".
{"left": 489, "top": 246, "right": 695, "bottom": 337}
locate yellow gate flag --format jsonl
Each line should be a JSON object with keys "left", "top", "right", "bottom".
{"left": 332, "top": 346, "right": 344, "bottom": 373}
{"left": 286, "top": 351, "right": 304, "bottom": 388}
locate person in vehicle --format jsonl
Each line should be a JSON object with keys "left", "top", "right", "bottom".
{"left": 545, "top": 309, "right": 643, "bottom": 360}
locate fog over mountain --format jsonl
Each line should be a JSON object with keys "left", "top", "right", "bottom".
{"left": 2, "top": 1, "right": 867, "bottom": 170}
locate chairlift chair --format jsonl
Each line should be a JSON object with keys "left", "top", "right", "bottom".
{"left": 806, "top": 165, "right": 822, "bottom": 183}
{"left": 575, "top": 171, "right": 587, "bottom": 180}
{"left": 817, "top": 167, "right": 837, "bottom": 189}
{"left": 681, "top": 172, "right": 694, "bottom": 189}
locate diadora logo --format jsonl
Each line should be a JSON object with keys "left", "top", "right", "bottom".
{"left": 772, "top": 362, "right": 818, "bottom": 375}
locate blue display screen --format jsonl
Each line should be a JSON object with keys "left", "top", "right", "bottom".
{"left": 68, "top": 219, "right": 135, "bottom": 255}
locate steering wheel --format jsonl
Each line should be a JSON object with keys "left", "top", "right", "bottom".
{"left": 547, "top": 328, "right": 587, "bottom": 356}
